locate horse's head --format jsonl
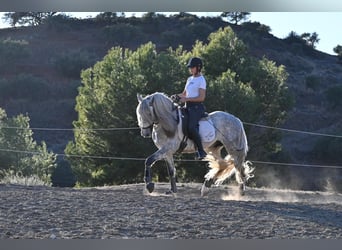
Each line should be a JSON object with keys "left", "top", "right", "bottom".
{"left": 136, "top": 92, "right": 178, "bottom": 139}
{"left": 136, "top": 94, "right": 155, "bottom": 138}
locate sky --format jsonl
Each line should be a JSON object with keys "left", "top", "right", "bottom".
{"left": 0, "top": 12, "right": 341, "bottom": 55}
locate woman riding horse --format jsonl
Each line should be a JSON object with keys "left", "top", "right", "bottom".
{"left": 174, "top": 57, "right": 207, "bottom": 160}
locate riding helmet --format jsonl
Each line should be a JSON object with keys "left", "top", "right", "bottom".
{"left": 187, "top": 57, "right": 203, "bottom": 69}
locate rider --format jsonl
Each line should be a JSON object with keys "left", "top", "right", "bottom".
{"left": 176, "top": 57, "right": 207, "bottom": 160}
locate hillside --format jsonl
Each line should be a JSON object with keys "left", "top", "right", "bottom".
{"left": 0, "top": 14, "right": 341, "bottom": 184}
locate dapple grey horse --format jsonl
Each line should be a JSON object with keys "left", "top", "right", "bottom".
{"left": 136, "top": 92, "right": 253, "bottom": 196}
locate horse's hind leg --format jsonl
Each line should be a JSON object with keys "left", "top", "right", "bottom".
{"left": 165, "top": 156, "right": 177, "bottom": 194}
{"left": 201, "top": 143, "right": 222, "bottom": 196}
{"left": 232, "top": 149, "right": 247, "bottom": 196}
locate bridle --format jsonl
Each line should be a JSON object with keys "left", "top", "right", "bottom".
{"left": 141, "top": 97, "right": 158, "bottom": 130}
{"left": 140, "top": 95, "right": 179, "bottom": 131}
{"left": 141, "top": 123, "right": 154, "bottom": 130}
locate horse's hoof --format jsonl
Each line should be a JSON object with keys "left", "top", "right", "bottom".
{"left": 146, "top": 182, "right": 155, "bottom": 193}
{"left": 239, "top": 184, "right": 245, "bottom": 196}
{"left": 165, "top": 190, "right": 174, "bottom": 195}
{"left": 201, "top": 185, "right": 210, "bottom": 197}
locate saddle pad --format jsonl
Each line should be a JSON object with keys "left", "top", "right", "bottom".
{"left": 199, "top": 119, "right": 215, "bottom": 142}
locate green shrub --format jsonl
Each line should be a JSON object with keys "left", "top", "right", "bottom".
{"left": 0, "top": 111, "right": 57, "bottom": 184}
{"left": 0, "top": 169, "right": 48, "bottom": 186}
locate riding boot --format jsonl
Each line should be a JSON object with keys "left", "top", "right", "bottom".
{"left": 191, "top": 132, "right": 207, "bottom": 160}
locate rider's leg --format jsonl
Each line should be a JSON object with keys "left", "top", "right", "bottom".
{"left": 187, "top": 105, "right": 207, "bottom": 160}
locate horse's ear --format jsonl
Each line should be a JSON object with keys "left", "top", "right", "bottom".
{"left": 137, "top": 93, "right": 143, "bottom": 103}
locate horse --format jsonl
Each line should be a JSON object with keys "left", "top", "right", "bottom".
{"left": 136, "top": 92, "right": 254, "bottom": 196}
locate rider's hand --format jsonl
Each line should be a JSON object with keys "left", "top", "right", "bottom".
{"left": 179, "top": 96, "right": 187, "bottom": 103}
{"left": 171, "top": 94, "right": 181, "bottom": 103}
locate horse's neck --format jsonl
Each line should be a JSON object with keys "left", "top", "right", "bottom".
{"left": 154, "top": 108, "right": 182, "bottom": 135}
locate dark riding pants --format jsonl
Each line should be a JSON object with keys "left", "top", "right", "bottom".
{"left": 185, "top": 102, "right": 205, "bottom": 151}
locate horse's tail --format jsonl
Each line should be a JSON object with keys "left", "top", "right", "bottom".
{"left": 204, "top": 155, "right": 236, "bottom": 186}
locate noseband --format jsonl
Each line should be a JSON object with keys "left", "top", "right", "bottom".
{"left": 142, "top": 124, "right": 154, "bottom": 130}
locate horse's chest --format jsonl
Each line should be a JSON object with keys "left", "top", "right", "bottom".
{"left": 152, "top": 129, "right": 178, "bottom": 149}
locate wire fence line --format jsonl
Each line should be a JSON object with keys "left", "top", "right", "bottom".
{"left": 0, "top": 126, "right": 140, "bottom": 132}
{"left": 1, "top": 122, "right": 342, "bottom": 138}
{"left": 0, "top": 121, "right": 341, "bottom": 169}
{"left": 0, "top": 148, "right": 341, "bottom": 170}
{"left": 242, "top": 122, "right": 342, "bottom": 139}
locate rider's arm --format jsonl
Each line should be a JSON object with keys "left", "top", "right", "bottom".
{"left": 181, "top": 88, "right": 206, "bottom": 103}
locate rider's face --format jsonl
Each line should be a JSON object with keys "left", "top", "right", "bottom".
{"left": 189, "top": 66, "right": 199, "bottom": 76}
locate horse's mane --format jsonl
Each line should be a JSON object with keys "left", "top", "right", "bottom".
{"left": 142, "top": 92, "right": 178, "bottom": 137}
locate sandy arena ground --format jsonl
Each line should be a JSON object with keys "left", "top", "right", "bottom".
{"left": 0, "top": 183, "right": 341, "bottom": 239}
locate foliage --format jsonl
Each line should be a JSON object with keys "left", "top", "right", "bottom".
{"left": 300, "top": 32, "right": 320, "bottom": 48}
{"left": 285, "top": 31, "right": 305, "bottom": 44}
{"left": 0, "top": 108, "right": 57, "bottom": 184}
{"left": 221, "top": 12, "right": 250, "bottom": 24}
{"left": 45, "top": 13, "right": 84, "bottom": 31}
{"left": 65, "top": 42, "right": 188, "bottom": 186}
{"left": 206, "top": 70, "right": 259, "bottom": 122}
{"left": 0, "top": 169, "right": 48, "bottom": 186}
{"left": 66, "top": 27, "right": 292, "bottom": 186}
{"left": 333, "top": 44, "right": 342, "bottom": 64}
{"left": 192, "top": 27, "right": 248, "bottom": 77}
{"left": 2, "top": 12, "right": 57, "bottom": 27}
{"left": 95, "top": 12, "right": 118, "bottom": 23}
{"left": 284, "top": 31, "right": 318, "bottom": 55}
{"left": 196, "top": 28, "right": 292, "bottom": 158}
{"left": 0, "top": 38, "right": 30, "bottom": 69}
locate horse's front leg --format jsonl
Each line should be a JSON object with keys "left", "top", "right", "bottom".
{"left": 144, "top": 148, "right": 169, "bottom": 193}
{"left": 165, "top": 156, "right": 177, "bottom": 194}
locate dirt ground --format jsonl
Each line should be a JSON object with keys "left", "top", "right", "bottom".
{"left": 0, "top": 183, "right": 341, "bottom": 239}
